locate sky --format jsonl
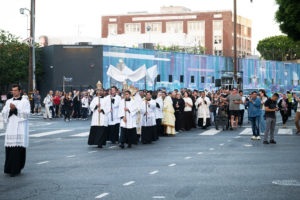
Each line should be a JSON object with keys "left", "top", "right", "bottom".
{"left": 0, "top": 0, "right": 283, "bottom": 54}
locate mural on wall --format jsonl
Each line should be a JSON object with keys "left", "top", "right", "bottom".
{"left": 103, "top": 45, "right": 300, "bottom": 92}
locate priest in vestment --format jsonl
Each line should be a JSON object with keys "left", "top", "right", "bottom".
{"left": 2, "top": 84, "right": 30, "bottom": 177}
{"left": 195, "top": 91, "right": 211, "bottom": 129}
{"left": 140, "top": 91, "right": 156, "bottom": 144}
{"left": 162, "top": 96, "right": 176, "bottom": 135}
{"left": 118, "top": 90, "right": 138, "bottom": 148}
{"left": 107, "top": 86, "right": 121, "bottom": 144}
{"left": 88, "top": 89, "right": 110, "bottom": 148}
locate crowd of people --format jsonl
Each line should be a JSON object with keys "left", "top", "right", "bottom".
{"left": 2, "top": 84, "right": 300, "bottom": 177}
{"left": 30, "top": 86, "right": 300, "bottom": 148}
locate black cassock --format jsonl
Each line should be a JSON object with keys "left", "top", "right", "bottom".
{"left": 88, "top": 126, "right": 107, "bottom": 147}
{"left": 107, "top": 123, "right": 120, "bottom": 144}
{"left": 5, "top": 147, "right": 26, "bottom": 175}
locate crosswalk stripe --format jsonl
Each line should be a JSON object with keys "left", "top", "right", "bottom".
{"left": 70, "top": 132, "right": 89, "bottom": 137}
{"left": 278, "top": 128, "right": 293, "bottom": 135}
{"left": 239, "top": 128, "right": 252, "bottom": 135}
{"left": 199, "top": 129, "right": 221, "bottom": 136}
{"left": 30, "top": 129, "right": 72, "bottom": 137}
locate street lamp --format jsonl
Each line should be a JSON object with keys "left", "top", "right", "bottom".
{"left": 19, "top": 0, "right": 36, "bottom": 92}
{"left": 19, "top": 8, "right": 30, "bottom": 38}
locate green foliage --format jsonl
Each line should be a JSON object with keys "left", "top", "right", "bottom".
{"left": 256, "top": 35, "right": 300, "bottom": 61}
{"left": 155, "top": 42, "right": 206, "bottom": 55}
{"left": 275, "top": 0, "right": 300, "bottom": 41}
{"left": 0, "top": 30, "right": 43, "bottom": 91}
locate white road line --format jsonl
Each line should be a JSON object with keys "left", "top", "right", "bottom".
{"left": 239, "top": 128, "right": 253, "bottom": 135}
{"left": 219, "top": 143, "right": 225, "bottom": 146}
{"left": 197, "top": 152, "right": 203, "bottom": 155}
{"left": 209, "top": 148, "right": 215, "bottom": 151}
{"left": 30, "top": 129, "right": 72, "bottom": 137}
{"left": 227, "top": 140, "right": 232, "bottom": 142}
{"left": 95, "top": 193, "right": 109, "bottom": 199}
{"left": 88, "top": 151, "right": 97, "bottom": 154}
{"left": 184, "top": 156, "right": 192, "bottom": 160}
{"left": 168, "top": 163, "right": 176, "bottom": 167}
{"left": 36, "top": 161, "right": 49, "bottom": 165}
{"left": 109, "top": 146, "right": 118, "bottom": 149}
{"left": 153, "top": 196, "right": 166, "bottom": 199}
{"left": 149, "top": 170, "right": 159, "bottom": 175}
{"left": 66, "top": 155, "right": 76, "bottom": 158}
{"left": 199, "top": 129, "right": 221, "bottom": 136}
{"left": 70, "top": 131, "right": 89, "bottom": 137}
{"left": 123, "top": 181, "right": 135, "bottom": 186}
{"left": 234, "top": 136, "right": 241, "bottom": 139}
{"left": 278, "top": 128, "right": 293, "bottom": 135}
{"left": 244, "top": 144, "right": 253, "bottom": 147}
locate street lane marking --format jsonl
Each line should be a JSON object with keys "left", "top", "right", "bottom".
{"left": 95, "top": 193, "right": 109, "bottom": 199}
{"left": 149, "top": 170, "right": 159, "bottom": 175}
{"left": 244, "top": 144, "right": 253, "bottom": 147}
{"left": 70, "top": 131, "right": 89, "bottom": 137}
{"left": 109, "top": 146, "right": 118, "bottom": 149}
{"left": 227, "top": 140, "right": 232, "bottom": 142}
{"left": 153, "top": 196, "right": 166, "bottom": 199}
{"left": 278, "top": 128, "right": 293, "bottom": 135}
{"left": 209, "top": 148, "right": 215, "bottom": 151}
{"left": 199, "top": 129, "right": 221, "bottom": 136}
{"left": 88, "top": 151, "right": 97, "bottom": 153}
{"left": 219, "top": 143, "right": 225, "bottom": 146}
{"left": 168, "top": 163, "right": 176, "bottom": 167}
{"left": 184, "top": 156, "right": 192, "bottom": 160}
{"left": 197, "top": 152, "right": 203, "bottom": 155}
{"left": 123, "top": 181, "right": 135, "bottom": 186}
{"left": 30, "top": 129, "right": 72, "bottom": 137}
{"left": 239, "top": 128, "right": 252, "bottom": 135}
{"left": 37, "top": 161, "right": 49, "bottom": 165}
{"left": 66, "top": 155, "right": 76, "bottom": 158}
{"left": 234, "top": 136, "right": 241, "bottom": 138}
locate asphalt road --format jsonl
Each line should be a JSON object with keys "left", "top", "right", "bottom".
{"left": 0, "top": 113, "right": 300, "bottom": 200}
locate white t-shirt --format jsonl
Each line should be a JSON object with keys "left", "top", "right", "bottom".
{"left": 261, "top": 96, "right": 268, "bottom": 110}
{"left": 183, "top": 97, "right": 193, "bottom": 112}
{"left": 240, "top": 96, "right": 246, "bottom": 110}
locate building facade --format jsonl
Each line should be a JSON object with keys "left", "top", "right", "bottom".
{"left": 101, "top": 6, "right": 252, "bottom": 57}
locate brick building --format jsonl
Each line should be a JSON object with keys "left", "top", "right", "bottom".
{"left": 101, "top": 6, "right": 252, "bottom": 57}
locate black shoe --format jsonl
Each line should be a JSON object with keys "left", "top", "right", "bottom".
{"left": 97, "top": 145, "right": 102, "bottom": 148}
{"left": 230, "top": 127, "right": 233, "bottom": 131}
{"left": 263, "top": 141, "right": 269, "bottom": 144}
{"left": 119, "top": 144, "right": 125, "bottom": 149}
{"left": 128, "top": 144, "right": 132, "bottom": 148}
{"left": 270, "top": 140, "right": 277, "bottom": 144}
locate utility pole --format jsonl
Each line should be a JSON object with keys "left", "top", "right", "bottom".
{"left": 233, "top": 0, "right": 237, "bottom": 85}
{"left": 29, "top": 0, "right": 36, "bottom": 92}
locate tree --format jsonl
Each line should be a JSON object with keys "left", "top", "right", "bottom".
{"left": 275, "top": 0, "right": 300, "bottom": 41}
{"left": 0, "top": 30, "right": 43, "bottom": 92}
{"left": 256, "top": 35, "right": 300, "bottom": 61}
{"left": 155, "top": 42, "right": 206, "bottom": 55}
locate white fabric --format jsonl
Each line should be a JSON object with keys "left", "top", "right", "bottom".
{"left": 43, "top": 105, "right": 52, "bottom": 119}
{"left": 240, "top": 96, "right": 246, "bottom": 110}
{"left": 195, "top": 96, "right": 211, "bottom": 126}
{"left": 155, "top": 97, "right": 163, "bottom": 119}
{"left": 2, "top": 97, "right": 30, "bottom": 147}
{"left": 43, "top": 94, "right": 53, "bottom": 107}
{"left": 140, "top": 99, "right": 156, "bottom": 126}
{"left": 261, "top": 96, "right": 268, "bottom": 110}
{"left": 134, "top": 93, "right": 143, "bottom": 134}
{"left": 90, "top": 96, "right": 111, "bottom": 127}
{"left": 183, "top": 97, "right": 193, "bottom": 112}
{"left": 118, "top": 98, "right": 138, "bottom": 129}
{"left": 108, "top": 94, "right": 122, "bottom": 125}
{"left": 106, "top": 64, "right": 158, "bottom": 84}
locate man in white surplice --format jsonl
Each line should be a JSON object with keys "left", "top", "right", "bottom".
{"left": 140, "top": 91, "right": 156, "bottom": 144}
{"left": 118, "top": 90, "right": 138, "bottom": 149}
{"left": 2, "top": 84, "right": 30, "bottom": 177}
{"left": 107, "top": 86, "right": 121, "bottom": 144}
{"left": 195, "top": 91, "right": 211, "bottom": 129}
{"left": 87, "top": 89, "right": 111, "bottom": 148}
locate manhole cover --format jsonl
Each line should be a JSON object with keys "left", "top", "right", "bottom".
{"left": 272, "top": 180, "right": 300, "bottom": 186}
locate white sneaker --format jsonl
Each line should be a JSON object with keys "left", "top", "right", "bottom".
{"left": 251, "top": 136, "right": 257, "bottom": 140}
{"left": 256, "top": 136, "right": 261, "bottom": 140}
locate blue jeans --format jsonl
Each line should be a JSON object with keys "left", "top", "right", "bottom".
{"left": 260, "top": 110, "right": 266, "bottom": 133}
{"left": 249, "top": 116, "right": 260, "bottom": 137}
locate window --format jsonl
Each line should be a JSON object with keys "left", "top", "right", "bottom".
{"left": 156, "top": 75, "right": 160, "bottom": 82}
{"left": 145, "top": 22, "right": 162, "bottom": 33}
{"left": 125, "top": 23, "right": 141, "bottom": 34}
{"left": 213, "top": 20, "right": 223, "bottom": 51}
{"left": 169, "top": 75, "right": 173, "bottom": 82}
{"left": 201, "top": 76, "right": 205, "bottom": 83}
{"left": 187, "top": 21, "right": 205, "bottom": 46}
{"left": 166, "top": 21, "right": 183, "bottom": 33}
{"left": 191, "top": 76, "right": 195, "bottom": 83}
{"left": 108, "top": 24, "right": 117, "bottom": 35}
{"left": 249, "top": 78, "right": 252, "bottom": 84}
{"left": 212, "top": 76, "right": 215, "bottom": 83}
{"left": 180, "top": 75, "right": 184, "bottom": 83}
